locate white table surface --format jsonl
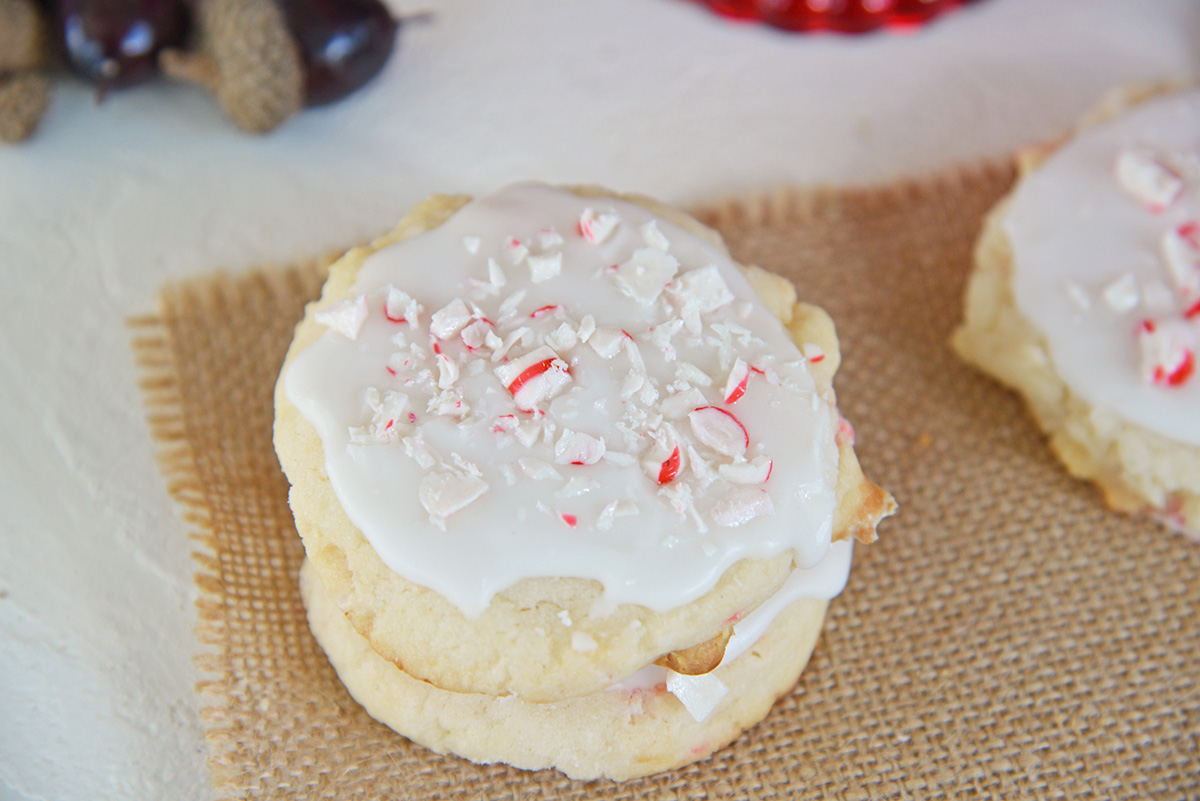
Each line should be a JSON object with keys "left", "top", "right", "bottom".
{"left": 0, "top": 1, "right": 1195, "bottom": 798}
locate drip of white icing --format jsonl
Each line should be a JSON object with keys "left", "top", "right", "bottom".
{"left": 1005, "top": 90, "right": 1200, "bottom": 445}
{"left": 285, "top": 183, "right": 839, "bottom": 616}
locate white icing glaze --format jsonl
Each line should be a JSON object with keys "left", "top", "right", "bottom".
{"left": 1005, "top": 90, "right": 1200, "bottom": 445}
{"left": 285, "top": 183, "right": 839, "bottom": 616}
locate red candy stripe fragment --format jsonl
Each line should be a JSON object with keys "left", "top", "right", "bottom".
{"left": 657, "top": 445, "right": 681, "bottom": 485}
{"left": 507, "top": 358, "right": 557, "bottom": 398}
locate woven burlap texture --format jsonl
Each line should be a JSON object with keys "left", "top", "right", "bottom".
{"left": 131, "top": 162, "right": 1199, "bottom": 800}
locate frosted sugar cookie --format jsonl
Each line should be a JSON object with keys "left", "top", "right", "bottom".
{"left": 953, "top": 87, "right": 1200, "bottom": 537}
{"left": 274, "top": 183, "right": 894, "bottom": 777}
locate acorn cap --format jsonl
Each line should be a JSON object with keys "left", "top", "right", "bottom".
{"left": 161, "top": 0, "right": 305, "bottom": 133}
{"left": 0, "top": 70, "right": 50, "bottom": 143}
{"left": 0, "top": 0, "right": 48, "bottom": 73}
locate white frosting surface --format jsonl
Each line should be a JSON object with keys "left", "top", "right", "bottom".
{"left": 1005, "top": 90, "right": 1200, "bottom": 445}
{"left": 285, "top": 183, "right": 839, "bottom": 616}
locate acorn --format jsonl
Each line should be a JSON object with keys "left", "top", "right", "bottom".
{"left": 0, "top": 0, "right": 48, "bottom": 73}
{"left": 160, "top": 0, "right": 401, "bottom": 134}
{"left": 0, "top": 70, "right": 51, "bottom": 142}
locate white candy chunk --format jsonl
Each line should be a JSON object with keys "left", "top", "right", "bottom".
{"left": 571, "top": 631, "right": 598, "bottom": 653}
{"left": 462, "top": 235, "right": 481, "bottom": 254}
{"left": 418, "top": 471, "right": 488, "bottom": 521}
{"left": 492, "top": 414, "right": 519, "bottom": 434}
{"left": 497, "top": 290, "right": 527, "bottom": 323}
{"left": 430, "top": 298, "right": 473, "bottom": 340}
{"left": 1162, "top": 223, "right": 1200, "bottom": 297}
{"left": 527, "top": 252, "right": 563, "bottom": 283}
{"left": 579, "top": 207, "right": 620, "bottom": 244}
{"left": 1115, "top": 148, "right": 1184, "bottom": 211}
{"left": 723, "top": 358, "right": 751, "bottom": 404}
{"left": 1138, "top": 319, "right": 1197, "bottom": 386}
{"left": 660, "top": 387, "right": 706, "bottom": 419}
{"left": 487, "top": 257, "right": 507, "bottom": 289}
{"left": 495, "top": 345, "right": 573, "bottom": 411}
{"left": 601, "top": 450, "right": 635, "bottom": 467}
{"left": 711, "top": 487, "right": 775, "bottom": 527}
{"left": 1101, "top": 273, "right": 1140, "bottom": 313}
{"left": 588, "top": 327, "right": 627, "bottom": 359}
{"left": 718, "top": 456, "right": 773, "bottom": 484}
{"left": 518, "top": 457, "right": 561, "bottom": 481}
{"left": 675, "top": 361, "right": 713, "bottom": 386}
{"left": 544, "top": 322, "right": 578, "bottom": 353}
{"left": 538, "top": 228, "right": 565, "bottom": 249}
{"left": 669, "top": 264, "right": 734, "bottom": 333}
{"left": 554, "top": 430, "right": 606, "bottom": 465}
{"left": 315, "top": 295, "right": 369, "bottom": 340}
{"left": 614, "top": 248, "right": 680, "bottom": 305}
{"left": 1064, "top": 281, "right": 1092, "bottom": 312}
{"left": 484, "top": 329, "right": 504, "bottom": 352}
{"left": 460, "top": 319, "right": 493, "bottom": 350}
{"left": 667, "top": 671, "right": 729, "bottom": 723}
{"left": 689, "top": 407, "right": 749, "bottom": 457}
{"left": 505, "top": 237, "right": 529, "bottom": 265}
{"left": 436, "top": 354, "right": 460, "bottom": 389}
{"left": 640, "top": 219, "right": 670, "bottom": 251}
{"left": 384, "top": 286, "right": 422, "bottom": 325}
{"left": 430, "top": 390, "right": 469, "bottom": 419}
{"left": 577, "top": 314, "right": 596, "bottom": 342}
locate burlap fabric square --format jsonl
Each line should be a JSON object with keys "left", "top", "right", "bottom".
{"left": 131, "top": 162, "right": 1199, "bottom": 800}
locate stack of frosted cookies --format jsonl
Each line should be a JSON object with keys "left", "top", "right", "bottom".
{"left": 954, "top": 87, "right": 1200, "bottom": 538}
{"left": 274, "top": 182, "right": 895, "bottom": 780}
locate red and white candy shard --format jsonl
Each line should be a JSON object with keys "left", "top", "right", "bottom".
{"left": 554, "top": 429, "right": 606, "bottom": 465}
{"left": 802, "top": 343, "right": 825, "bottom": 363}
{"left": 418, "top": 470, "right": 489, "bottom": 522}
{"left": 710, "top": 487, "right": 775, "bottom": 527}
{"left": 1162, "top": 222, "right": 1200, "bottom": 297}
{"left": 723, "top": 358, "right": 751, "bottom": 404}
{"left": 494, "top": 345, "right": 572, "bottom": 411}
{"left": 1138, "top": 318, "right": 1196, "bottom": 387}
{"left": 315, "top": 295, "right": 370, "bottom": 340}
{"left": 688, "top": 407, "right": 749, "bottom": 458}
{"left": 614, "top": 248, "right": 680, "bottom": 305}
{"left": 578, "top": 207, "right": 620, "bottom": 244}
{"left": 1115, "top": 148, "right": 1184, "bottom": 211}
{"left": 385, "top": 286, "right": 422, "bottom": 324}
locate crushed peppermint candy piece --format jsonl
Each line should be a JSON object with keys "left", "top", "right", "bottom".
{"left": 460, "top": 319, "right": 493, "bottom": 350}
{"left": 462, "top": 235, "right": 481, "bottom": 254}
{"left": 385, "top": 286, "right": 422, "bottom": 324}
{"left": 495, "top": 345, "right": 572, "bottom": 411}
{"left": 518, "top": 457, "right": 561, "bottom": 481}
{"left": 538, "top": 228, "right": 565, "bottom": 249}
{"left": 668, "top": 264, "right": 734, "bottom": 334}
{"left": 419, "top": 470, "right": 488, "bottom": 522}
{"left": 1138, "top": 318, "right": 1196, "bottom": 387}
{"left": 718, "top": 456, "right": 773, "bottom": 485}
{"left": 657, "top": 445, "right": 682, "bottom": 485}
{"left": 1115, "top": 148, "right": 1184, "bottom": 211}
{"left": 430, "top": 298, "right": 473, "bottom": 340}
{"left": 1102, "top": 273, "right": 1140, "bottom": 313}
{"left": 578, "top": 207, "right": 620, "bottom": 244}
{"left": 661, "top": 387, "right": 706, "bottom": 419}
{"left": 554, "top": 429, "right": 606, "bottom": 465}
{"left": 505, "top": 237, "right": 529, "bottom": 265}
{"left": 802, "top": 343, "right": 825, "bottom": 363}
{"left": 588, "top": 327, "right": 627, "bottom": 359}
{"left": 614, "top": 248, "right": 679, "bottom": 305}
{"left": 688, "top": 407, "right": 748, "bottom": 458}
{"left": 710, "top": 487, "right": 775, "bottom": 527}
{"left": 315, "top": 295, "right": 369, "bottom": 340}
{"left": 527, "top": 252, "right": 563, "bottom": 283}
{"left": 723, "top": 358, "right": 751, "bottom": 404}
{"left": 640, "top": 220, "right": 670, "bottom": 251}
{"left": 1162, "top": 222, "right": 1200, "bottom": 297}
